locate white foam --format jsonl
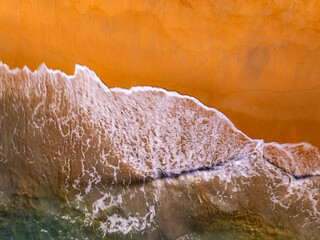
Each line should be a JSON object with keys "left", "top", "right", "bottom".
{"left": 0, "top": 62, "right": 319, "bottom": 237}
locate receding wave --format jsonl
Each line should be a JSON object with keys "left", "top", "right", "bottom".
{"left": 0, "top": 62, "right": 319, "bottom": 239}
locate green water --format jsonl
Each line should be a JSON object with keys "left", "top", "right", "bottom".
{"left": 0, "top": 196, "right": 295, "bottom": 240}
{"left": 0, "top": 197, "right": 159, "bottom": 240}
{"left": 0, "top": 197, "right": 103, "bottom": 240}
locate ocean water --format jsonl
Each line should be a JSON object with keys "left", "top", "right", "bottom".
{"left": 0, "top": 62, "right": 319, "bottom": 239}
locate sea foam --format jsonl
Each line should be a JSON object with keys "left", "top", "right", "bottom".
{"left": 0, "top": 62, "right": 319, "bottom": 238}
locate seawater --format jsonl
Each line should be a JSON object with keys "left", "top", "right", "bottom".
{"left": 1, "top": 156, "right": 319, "bottom": 239}
{"left": 0, "top": 62, "right": 319, "bottom": 239}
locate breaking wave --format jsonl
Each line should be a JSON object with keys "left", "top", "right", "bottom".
{"left": 0, "top": 62, "right": 319, "bottom": 239}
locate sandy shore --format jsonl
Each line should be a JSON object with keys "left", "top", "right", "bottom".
{"left": 0, "top": 0, "right": 319, "bottom": 148}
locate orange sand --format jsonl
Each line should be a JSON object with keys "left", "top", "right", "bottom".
{"left": 0, "top": 0, "right": 319, "bottom": 147}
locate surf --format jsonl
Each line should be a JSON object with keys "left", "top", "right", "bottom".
{"left": 0, "top": 62, "right": 319, "bottom": 239}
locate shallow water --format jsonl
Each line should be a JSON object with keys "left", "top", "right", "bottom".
{"left": 0, "top": 62, "right": 319, "bottom": 239}
{"left": 1, "top": 156, "right": 319, "bottom": 239}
